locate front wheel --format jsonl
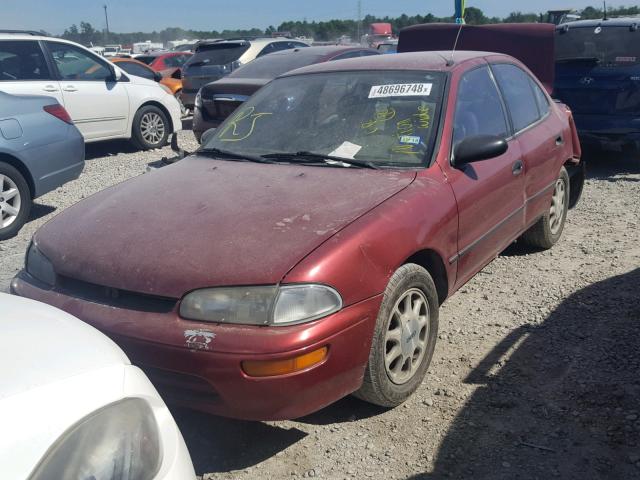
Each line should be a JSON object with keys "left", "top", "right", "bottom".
{"left": 0, "top": 163, "right": 32, "bottom": 240}
{"left": 354, "top": 263, "right": 439, "bottom": 407}
{"left": 131, "top": 105, "right": 170, "bottom": 150}
{"left": 520, "top": 166, "right": 570, "bottom": 249}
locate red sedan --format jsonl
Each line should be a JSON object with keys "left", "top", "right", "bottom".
{"left": 12, "top": 50, "right": 582, "bottom": 420}
{"left": 135, "top": 51, "right": 192, "bottom": 72}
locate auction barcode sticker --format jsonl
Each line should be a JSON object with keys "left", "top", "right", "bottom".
{"left": 369, "top": 83, "right": 433, "bottom": 98}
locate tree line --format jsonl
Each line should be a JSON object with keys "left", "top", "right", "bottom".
{"left": 59, "top": 4, "right": 640, "bottom": 46}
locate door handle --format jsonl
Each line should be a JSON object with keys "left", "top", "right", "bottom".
{"left": 42, "top": 85, "right": 58, "bottom": 92}
{"left": 555, "top": 135, "right": 564, "bottom": 146}
{"left": 63, "top": 86, "right": 78, "bottom": 92}
{"left": 512, "top": 160, "right": 524, "bottom": 176}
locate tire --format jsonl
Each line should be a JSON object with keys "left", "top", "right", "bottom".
{"left": 520, "top": 166, "right": 570, "bottom": 250}
{"left": 131, "top": 105, "right": 170, "bottom": 150}
{"left": 0, "top": 162, "right": 32, "bottom": 241}
{"left": 354, "top": 263, "right": 439, "bottom": 407}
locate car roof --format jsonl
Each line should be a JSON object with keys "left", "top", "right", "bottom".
{"left": 140, "top": 50, "right": 190, "bottom": 57}
{"left": 282, "top": 50, "right": 509, "bottom": 77}
{"left": 559, "top": 17, "right": 640, "bottom": 28}
{"left": 0, "top": 293, "right": 129, "bottom": 401}
{"left": 268, "top": 45, "right": 376, "bottom": 58}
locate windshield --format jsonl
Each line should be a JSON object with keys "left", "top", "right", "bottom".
{"left": 229, "top": 53, "right": 324, "bottom": 79}
{"left": 186, "top": 43, "right": 250, "bottom": 67}
{"left": 202, "top": 71, "right": 445, "bottom": 167}
{"left": 556, "top": 26, "right": 640, "bottom": 66}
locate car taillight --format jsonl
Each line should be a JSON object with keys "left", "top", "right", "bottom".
{"left": 43, "top": 104, "right": 73, "bottom": 125}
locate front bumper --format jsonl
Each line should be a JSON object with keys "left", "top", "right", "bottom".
{"left": 11, "top": 272, "right": 381, "bottom": 420}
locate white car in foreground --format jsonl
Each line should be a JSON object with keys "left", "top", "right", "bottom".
{"left": 0, "top": 31, "right": 182, "bottom": 150}
{"left": 0, "top": 293, "right": 196, "bottom": 479}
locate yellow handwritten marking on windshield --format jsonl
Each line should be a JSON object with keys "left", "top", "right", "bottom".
{"left": 413, "top": 105, "right": 431, "bottom": 128}
{"left": 361, "top": 107, "right": 396, "bottom": 134}
{"left": 396, "top": 118, "right": 414, "bottom": 136}
{"left": 391, "top": 144, "right": 419, "bottom": 155}
{"left": 218, "top": 107, "right": 272, "bottom": 142}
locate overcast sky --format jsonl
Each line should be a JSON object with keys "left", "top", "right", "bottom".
{"left": 0, "top": 1, "right": 615, "bottom": 34}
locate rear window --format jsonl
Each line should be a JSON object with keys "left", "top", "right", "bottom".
{"left": 556, "top": 25, "right": 640, "bottom": 66}
{"left": 229, "top": 53, "right": 323, "bottom": 79}
{"left": 186, "top": 43, "right": 251, "bottom": 67}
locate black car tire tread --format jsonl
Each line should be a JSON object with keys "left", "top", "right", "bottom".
{"left": 0, "top": 162, "right": 32, "bottom": 241}
{"left": 354, "top": 263, "right": 439, "bottom": 407}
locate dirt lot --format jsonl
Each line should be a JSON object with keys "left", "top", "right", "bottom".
{"left": 1, "top": 136, "right": 638, "bottom": 479}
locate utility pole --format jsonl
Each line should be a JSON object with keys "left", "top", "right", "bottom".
{"left": 103, "top": 4, "right": 110, "bottom": 34}
{"left": 357, "top": 0, "right": 362, "bottom": 44}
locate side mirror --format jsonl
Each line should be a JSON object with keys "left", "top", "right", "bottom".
{"left": 452, "top": 135, "right": 508, "bottom": 167}
{"left": 111, "top": 65, "right": 122, "bottom": 81}
{"left": 200, "top": 128, "right": 217, "bottom": 145}
{"left": 153, "top": 71, "right": 163, "bottom": 82}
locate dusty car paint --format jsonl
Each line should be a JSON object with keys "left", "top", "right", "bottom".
{"left": 12, "top": 51, "right": 581, "bottom": 420}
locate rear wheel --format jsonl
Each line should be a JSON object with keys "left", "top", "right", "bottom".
{"left": 131, "top": 105, "right": 170, "bottom": 150}
{"left": 354, "top": 263, "right": 439, "bottom": 407}
{"left": 0, "top": 163, "right": 31, "bottom": 240}
{"left": 520, "top": 166, "right": 570, "bottom": 249}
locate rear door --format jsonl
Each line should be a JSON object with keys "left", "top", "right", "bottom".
{"left": 444, "top": 64, "right": 525, "bottom": 285}
{"left": 44, "top": 41, "right": 129, "bottom": 140}
{"left": 491, "top": 62, "right": 564, "bottom": 228}
{"left": 0, "top": 40, "right": 62, "bottom": 104}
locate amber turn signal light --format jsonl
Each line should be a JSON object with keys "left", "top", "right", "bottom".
{"left": 242, "top": 347, "right": 328, "bottom": 377}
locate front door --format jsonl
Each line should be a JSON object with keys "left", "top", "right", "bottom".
{"left": 443, "top": 65, "right": 525, "bottom": 287}
{"left": 45, "top": 41, "right": 129, "bottom": 140}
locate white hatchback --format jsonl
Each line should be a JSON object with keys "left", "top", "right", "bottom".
{"left": 0, "top": 293, "right": 196, "bottom": 479}
{"left": 0, "top": 31, "right": 182, "bottom": 150}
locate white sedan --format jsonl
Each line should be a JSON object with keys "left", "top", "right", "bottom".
{"left": 0, "top": 293, "right": 196, "bottom": 479}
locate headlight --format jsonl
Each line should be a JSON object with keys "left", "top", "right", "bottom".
{"left": 29, "top": 398, "right": 161, "bottom": 480}
{"left": 25, "top": 242, "right": 56, "bottom": 286}
{"left": 180, "top": 284, "right": 342, "bottom": 326}
{"left": 195, "top": 89, "right": 202, "bottom": 108}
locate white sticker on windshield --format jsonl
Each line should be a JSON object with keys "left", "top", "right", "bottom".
{"left": 369, "top": 83, "right": 433, "bottom": 99}
{"left": 329, "top": 141, "right": 362, "bottom": 159}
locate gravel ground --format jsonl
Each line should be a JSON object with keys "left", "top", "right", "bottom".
{"left": 1, "top": 137, "right": 639, "bottom": 479}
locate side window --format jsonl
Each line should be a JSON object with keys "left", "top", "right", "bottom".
{"left": 530, "top": 78, "right": 550, "bottom": 117}
{"left": 257, "top": 43, "right": 277, "bottom": 58}
{"left": 164, "top": 56, "right": 179, "bottom": 68}
{"left": 275, "top": 42, "right": 296, "bottom": 52}
{"left": 47, "top": 42, "right": 112, "bottom": 81}
{"left": 290, "top": 42, "right": 309, "bottom": 48}
{"left": 453, "top": 66, "right": 509, "bottom": 146}
{"left": 0, "top": 40, "right": 51, "bottom": 81}
{"left": 492, "top": 63, "right": 541, "bottom": 132}
{"left": 176, "top": 54, "right": 190, "bottom": 66}
{"left": 331, "top": 51, "right": 363, "bottom": 61}
{"left": 118, "top": 62, "right": 154, "bottom": 80}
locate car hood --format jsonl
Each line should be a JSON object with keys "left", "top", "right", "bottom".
{"left": 0, "top": 293, "right": 129, "bottom": 401}
{"left": 35, "top": 157, "right": 416, "bottom": 298}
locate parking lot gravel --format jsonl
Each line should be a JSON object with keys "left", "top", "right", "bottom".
{"left": 1, "top": 137, "right": 638, "bottom": 479}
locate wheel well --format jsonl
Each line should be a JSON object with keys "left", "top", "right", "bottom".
{"left": 564, "top": 159, "right": 585, "bottom": 209}
{"left": 404, "top": 249, "right": 448, "bottom": 305}
{"left": 0, "top": 153, "right": 35, "bottom": 198}
{"left": 136, "top": 101, "right": 174, "bottom": 134}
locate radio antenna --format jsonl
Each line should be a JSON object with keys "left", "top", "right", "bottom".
{"left": 447, "top": 21, "right": 465, "bottom": 66}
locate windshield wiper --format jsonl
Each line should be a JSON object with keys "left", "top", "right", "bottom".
{"left": 261, "top": 151, "right": 379, "bottom": 170}
{"left": 556, "top": 56, "right": 601, "bottom": 64}
{"left": 198, "top": 147, "right": 276, "bottom": 164}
